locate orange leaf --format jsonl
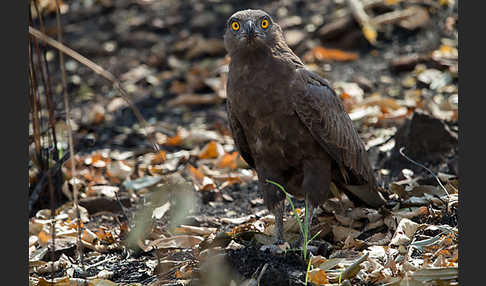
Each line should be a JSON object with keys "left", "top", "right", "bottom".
{"left": 120, "top": 222, "right": 128, "bottom": 233}
{"left": 225, "top": 176, "right": 242, "bottom": 186}
{"left": 165, "top": 131, "right": 183, "bottom": 146}
{"left": 311, "top": 46, "right": 359, "bottom": 62}
{"left": 217, "top": 152, "right": 239, "bottom": 169}
{"left": 188, "top": 165, "right": 205, "bottom": 181}
{"left": 38, "top": 229, "right": 51, "bottom": 245}
{"left": 96, "top": 228, "right": 115, "bottom": 243}
{"left": 308, "top": 269, "right": 328, "bottom": 285}
{"left": 151, "top": 151, "right": 167, "bottom": 164}
{"left": 149, "top": 165, "right": 164, "bottom": 175}
{"left": 339, "top": 92, "right": 357, "bottom": 113}
{"left": 199, "top": 141, "right": 221, "bottom": 159}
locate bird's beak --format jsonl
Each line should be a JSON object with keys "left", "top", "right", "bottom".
{"left": 246, "top": 21, "right": 255, "bottom": 40}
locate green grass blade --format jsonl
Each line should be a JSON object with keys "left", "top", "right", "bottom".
{"left": 305, "top": 255, "right": 312, "bottom": 285}
{"left": 266, "top": 179, "right": 305, "bottom": 238}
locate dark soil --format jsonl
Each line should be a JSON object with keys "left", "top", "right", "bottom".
{"left": 227, "top": 244, "right": 307, "bottom": 286}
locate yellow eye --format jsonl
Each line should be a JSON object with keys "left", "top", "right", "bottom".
{"left": 261, "top": 19, "right": 269, "bottom": 29}
{"left": 231, "top": 21, "right": 240, "bottom": 31}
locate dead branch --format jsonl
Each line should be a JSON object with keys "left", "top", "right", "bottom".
{"left": 28, "top": 26, "right": 159, "bottom": 152}
{"left": 54, "top": 0, "right": 84, "bottom": 273}
{"left": 345, "top": 0, "right": 378, "bottom": 45}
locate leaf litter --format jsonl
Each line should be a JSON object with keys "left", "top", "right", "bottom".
{"left": 29, "top": 0, "right": 458, "bottom": 285}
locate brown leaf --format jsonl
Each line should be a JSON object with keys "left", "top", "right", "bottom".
{"left": 188, "top": 164, "right": 205, "bottom": 181}
{"left": 164, "top": 131, "right": 183, "bottom": 146}
{"left": 217, "top": 152, "right": 239, "bottom": 169}
{"left": 149, "top": 235, "right": 204, "bottom": 249}
{"left": 38, "top": 229, "right": 51, "bottom": 246}
{"left": 174, "top": 225, "right": 217, "bottom": 236}
{"left": 308, "top": 269, "right": 329, "bottom": 285}
{"left": 305, "top": 46, "right": 359, "bottom": 62}
{"left": 332, "top": 225, "right": 361, "bottom": 242}
{"left": 199, "top": 141, "right": 224, "bottom": 159}
{"left": 167, "top": 93, "right": 223, "bottom": 107}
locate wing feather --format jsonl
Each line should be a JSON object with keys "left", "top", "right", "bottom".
{"left": 291, "top": 68, "right": 375, "bottom": 185}
{"left": 226, "top": 100, "right": 255, "bottom": 168}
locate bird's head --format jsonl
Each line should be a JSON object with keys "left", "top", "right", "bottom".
{"left": 224, "top": 9, "right": 284, "bottom": 56}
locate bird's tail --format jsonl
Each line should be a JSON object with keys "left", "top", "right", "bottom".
{"left": 336, "top": 182, "right": 386, "bottom": 208}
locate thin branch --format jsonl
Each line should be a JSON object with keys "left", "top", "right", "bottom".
{"left": 29, "top": 39, "right": 43, "bottom": 170}
{"left": 28, "top": 26, "right": 160, "bottom": 152}
{"left": 32, "top": 0, "right": 59, "bottom": 161}
{"left": 346, "top": 0, "right": 378, "bottom": 45}
{"left": 28, "top": 149, "right": 73, "bottom": 215}
{"left": 399, "top": 147, "right": 450, "bottom": 197}
{"left": 54, "top": 0, "right": 85, "bottom": 274}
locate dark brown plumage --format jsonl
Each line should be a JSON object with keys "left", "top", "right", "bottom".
{"left": 224, "top": 9, "right": 385, "bottom": 244}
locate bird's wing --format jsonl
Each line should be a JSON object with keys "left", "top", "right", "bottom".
{"left": 226, "top": 101, "right": 255, "bottom": 168}
{"left": 291, "top": 68, "right": 375, "bottom": 186}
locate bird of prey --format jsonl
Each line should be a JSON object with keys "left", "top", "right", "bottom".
{"left": 224, "top": 9, "right": 385, "bottom": 246}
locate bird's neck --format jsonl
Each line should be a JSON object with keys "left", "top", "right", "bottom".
{"left": 271, "top": 41, "right": 305, "bottom": 67}
{"left": 230, "top": 42, "right": 303, "bottom": 70}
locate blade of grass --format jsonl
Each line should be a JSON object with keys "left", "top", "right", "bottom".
{"left": 266, "top": 179, "right": 314, "bottom": 261}
{"left": 266, "top": 179, "right": 304, "bottom": 242}
{"left": 305, "top": 254, "right": 312, "bottom": 285}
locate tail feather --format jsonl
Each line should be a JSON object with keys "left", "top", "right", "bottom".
{"left": 339, "top": 183, "right": 386, "bottom": 208}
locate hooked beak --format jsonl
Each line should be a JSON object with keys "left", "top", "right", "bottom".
{"left": 246, "top": 20, "right": 255, "bottom": 42}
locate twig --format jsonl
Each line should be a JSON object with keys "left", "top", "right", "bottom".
{"left": 371, "top": 7, "right": 417, "bottom": 26}
{"left": 54, "top": 0, "right": 85, "bottom": 274}
{"left": 28, "top": 145, "right": 84, "bottom": 215}
{"left": 28, "top": 26, "right": 159, "bottom": 152}
{"left": 399, "top": 147, "right": 449, "bottom": 197}
{"left": 84, "top": 255, "right": 118, "bottom": 270}
{"left": 47, "top": 165, "right": 56, "bottom": 282}
{"left": 256, "top": 263, "right": 269, "bottom": 285}
{"left": 28, "top": 38, "right": 43, "bottom": 171}
{"left": 340, "top": 252, "right": 369, "bottom": 281}
{"left": 317, "top": 0, "right": 383, "bottom": 39}
{"left": 31, "top": 0, "right": 59, "bottom": 161}
{"left": 346, "top": 0, "right": 378, "bottom": 45}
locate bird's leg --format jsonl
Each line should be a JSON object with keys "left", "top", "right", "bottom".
{"left": 271, "top": 199, "right": 286, "bottom": 244}
{"left": 291, "top": 158, "right": 331, "bottom": 250}
{"left": 291, "top": 195, "right": 316, "bottom": 249}
{"left": 258, "top": 168, "right": 286, "bottom": 245}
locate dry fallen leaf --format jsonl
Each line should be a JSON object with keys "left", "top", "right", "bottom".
{"left": 174, "top": 225, "right": 217, "bottom": 236}
{"left": 148, "top": 235, "right": 204, "bottom": 249}
{"left": 307, "top": 268, "right": 329, "bottom": 285}
{"left": 164, "top": 130, "right": 184, "bottom": 146}
{"left": 150, "top": 151, "right": 167, "bottom": 164}
{"left": 167, "top": 94, "right": 223, "bottom": 107}
{"left": 305, "top": 46, "right": 359, "bottom": 62}
{"left": 198, "top": 141, "right": 224, "bottom": 159}
{"left": 332, "top": 225, "right": 361, "bottom": 242}
{"left": 390, "top": 218, "right": 421, "bottom": 248}
{"left": 217, "top": 152, "right": 239, "bottom": 169}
